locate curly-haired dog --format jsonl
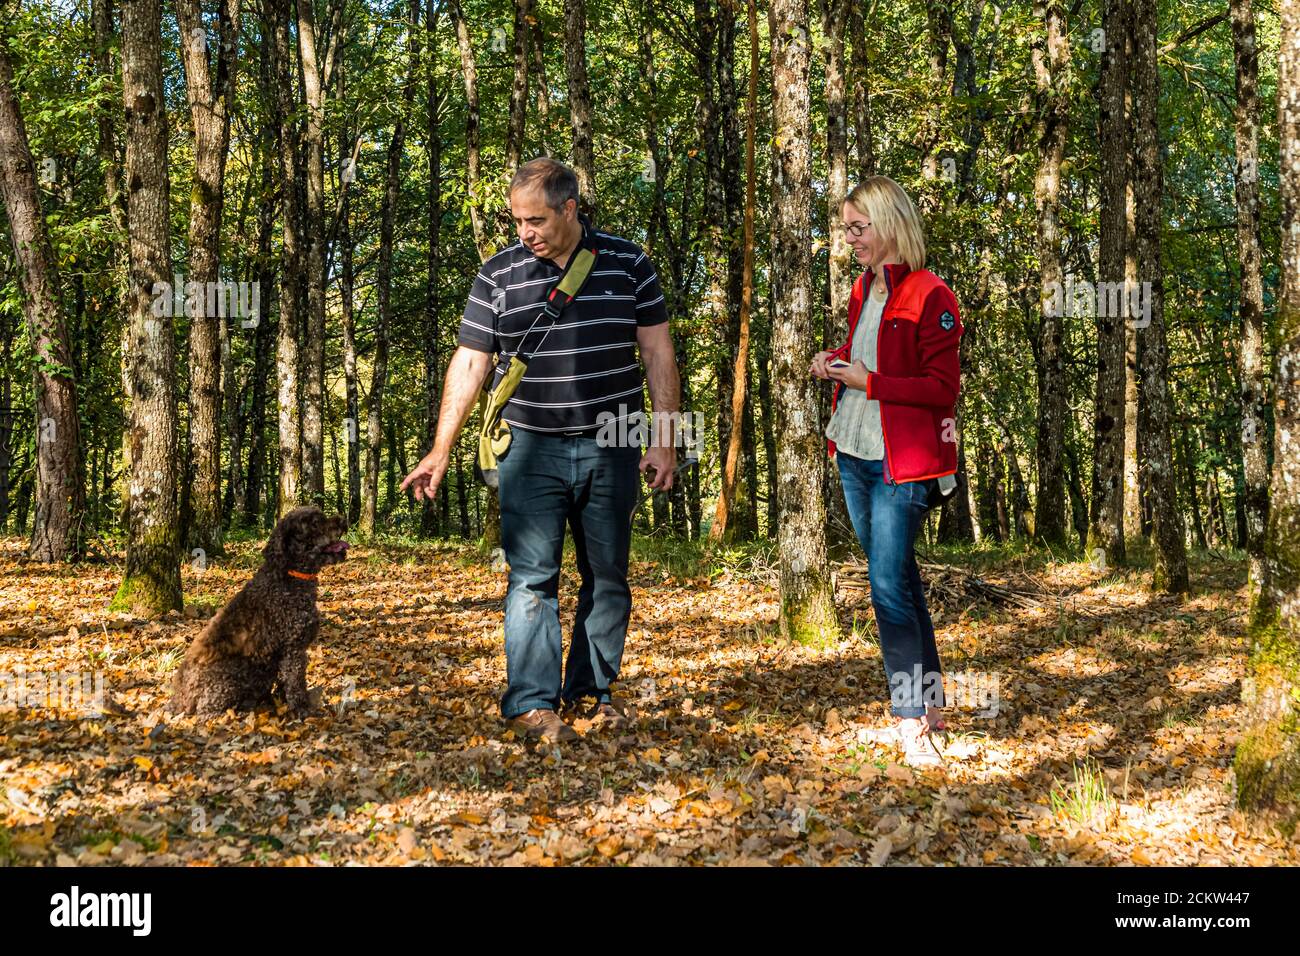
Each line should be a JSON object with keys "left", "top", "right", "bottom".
{"left": 170, "top": 506, "right": 349, "bottom": 716}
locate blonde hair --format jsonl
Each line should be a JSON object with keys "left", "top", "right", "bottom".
{"left": 843, "top": 176, "right": 926, "bottom": 271}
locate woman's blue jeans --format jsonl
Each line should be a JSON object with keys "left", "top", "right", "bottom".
{"left": 496, "top": 426, "right": 640, "bottom": 719}
{"left": 837, "top": 452, "right": 945, "bottom": 718}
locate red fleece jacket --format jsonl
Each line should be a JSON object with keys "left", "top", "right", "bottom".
{"left": 827, "top": 262, "right": 963, "bottom": 483}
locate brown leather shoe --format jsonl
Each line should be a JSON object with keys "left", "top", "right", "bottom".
{"left": 580, "top": 699, "right": 631, "bottom": 731}
{"left": 508, "top": 708, "right": 579, "bottom": 743}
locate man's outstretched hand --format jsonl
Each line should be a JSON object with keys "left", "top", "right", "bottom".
{"left": 400, "top": 451, "right": 450, "bottom": 502}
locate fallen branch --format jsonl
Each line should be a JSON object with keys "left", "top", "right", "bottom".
{"left": 835, "top": 560, "right": 1048, "bottom": 611}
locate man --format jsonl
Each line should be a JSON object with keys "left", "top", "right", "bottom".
{"left": 401, "top": 157, "right": 681, "bottom": 744}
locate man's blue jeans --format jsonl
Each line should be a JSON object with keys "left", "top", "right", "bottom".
{"left": 837, "top": 452, "right": 945, "bottom": 718}
{"left": 497, "top": 426, "right": 640, "bottom": 719}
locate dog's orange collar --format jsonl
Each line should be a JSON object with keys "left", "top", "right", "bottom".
{"left": 286, "top": 569, "right": 319, "bottom": 581}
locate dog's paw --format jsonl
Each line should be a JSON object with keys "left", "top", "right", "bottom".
{"left": 282, "top": 690, "right": 322, "bottom": 719}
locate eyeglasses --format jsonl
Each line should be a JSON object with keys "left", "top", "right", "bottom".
{"left": 841, "top": 221, "right": 872, "bottom": 238}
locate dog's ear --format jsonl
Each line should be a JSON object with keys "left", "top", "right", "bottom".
{"left": 263, "top": 517, "right": 291, "bottom": 564}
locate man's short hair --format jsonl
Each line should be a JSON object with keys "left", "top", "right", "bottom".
{"left": 510, "top": 158, "right": 580, "bottom": 212}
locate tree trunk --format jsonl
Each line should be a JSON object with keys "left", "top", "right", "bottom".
{"left": 242, "top": 30, "right": 277, "bottom": 529}
{"left": 718, "top": 5, "right": 753, "bottom": 538}
{"left": 0, "top": 35, "right": 84, "bottom": 562}
{"left": 1065, "top": 436, "right": 1088, "bottom": 547}
{"left": 712, "top": 0, "right": 759, "bottom": 544}
{"left": 272, "top": 0, "right": 303, "bottom": 517}
{"left": 1000, "top": 427, "right": 1032, "bottom": 538}
{"left": 422, "top": 0, "right": 444, "bottom": 537}
{"left": 362, "top": 0, "right": 421, "bottom": 536}
{"left": 770, "top": 0, "right": 838, "bottom": 644}
{"left": 456, "top": 442, "right": 470, "bottom": 538}
{"left": 1235, "top": 0, "right": 1300, "bottom": 823}
{"left": 1181, "top": 429, "right": 1207, "bottom": 549}
{"left": 1233, "top": 0, "right": 1271, "bottom": 597}
{"left": 564, "top": 0, "right": 596, "bottom": 217}
{"left": 177, "top": 0, "right": 241, "bottom": 553}
{"left": 920, "top": 0, "right": 953, "bottom": 196}
{"left": 1122, "top": 15, "right": 1143, "bottom": 543}
{"left": 111, "top": 0, "right": 182, "bottom": 615}
{"left": 846, "top": 0, "right": 875, "bottom": 178}
{"left": 694, "top": 0, "right": 737, "bottom": 535}
{"left": 505, "top": 0, "right": 532, "bottom": 175}
{"left": 821, "top": 0, "right": 851, "bottom": 324}
{"left": 1089, "top": 0, "right": 1128, "bottom": 568}
{"left": 529, "top": 5, "right": 550, "bottom": 154}
{"left": 1132, "top": 0, "right": 1189, "bottom": 592}
{"left": 1030, "top": 0, "right": 1071, "bottom": 547}
{"left": 340, "top": 183, "right": 361, "bottom": 527}
{"left": 451, "top": 0, "right": 488, "bottom": 259}
{"left": 295, "top": 0, "right": 343, "bottom": 505}
{"left": 0, "top": 311, "right": 12, "bottom": 528}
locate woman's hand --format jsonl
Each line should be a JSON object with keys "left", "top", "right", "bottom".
{"left": 827, "top": 359, "right": 869, "bottom": 391}
{"left": 809, "top": 350, "right": 835, "bottom": 380}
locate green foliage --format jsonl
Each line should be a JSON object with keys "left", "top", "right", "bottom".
{"left": 1049, "top": 755, "right": 1117, "bottom": 830}
{"left": 0, "top": 0, "right": 1282, "bottom": 589}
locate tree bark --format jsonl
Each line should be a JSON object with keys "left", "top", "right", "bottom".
{"left": 770, "top": 0, "right": 838, "bottom": 644}
{"left": 846, "top": 0, "right": 875, "bottom": 179}
{"left": 1123, "top": 13, "right": 1142, "bottom": 543}
{"left": 242, "top": 24, "right": 277, "bottom": 529}
{"left": 295, "top": 0, "right": 343, "bottom": 505}
{"left": 920, "top": 0, "right": 953, "bottom": 194}
{"left": 694, "top": 0, "right": 738, "bottom": 535}
{"left": 1132, "top": 0, "right": 1189, "bottom": 591}
{"left": 1235, "top": 0, "right": 1300, "bottom": 826}
{"left": 564, "top": 0, "right": 596, "bottom": 216}
{"left": 340, "top": 175, "right": 361, "bottom": 527}
{"left": 422, "top": 0, "right": 444, "bottom": 536}
{"left": 0, "top": 34, "right": 84, "bottom": 562}
{"left": 712, "top": 0, "right": 759, "bottom": 544}
{"left": 1030, "top": 0, "right": 1071, "bottom": 547}
{"left": 529, "top": 3, "right": 550, "bottom": 154}
{"left": 450, "top": 0, "right": 488, "bottom": 259}
{"left": 272, "top": 0, "right": 303, "bottom": 516}
{"left": 177, "top": 0, "right": 241, "bottom": 553}
{"left": 1233, "top": 0, "right": 1270, "bottom": 596}
{"left": 1089, "top": 0, "right": 1128, "bottom": 568}
{"left": 111, "top": 0, "right": 182, "bottom": 615}
{"left": 362, "top": 0, "right": 421, "bottom": 536}
{"left": 506, "top": 0, "right": 532, "bottom": 175}
{"left": 821, "top": 0, "right": 851, "bottom": 323}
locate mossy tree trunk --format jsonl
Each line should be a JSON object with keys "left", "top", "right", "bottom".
{"left": 1235, "top": 0, "right": 1300, "bottom": 830}
{"left": 0, "top": 35, "right": 85, "bottom": 562}
{"left": 770, "top": 0, "right": 839, "bottom": 646}
{"left": 112, "top": 0, "right": 181, "bottom": 617}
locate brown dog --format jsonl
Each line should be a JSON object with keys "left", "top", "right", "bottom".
{"left": 170, "top": 506, "right": 348, "bottom": 716}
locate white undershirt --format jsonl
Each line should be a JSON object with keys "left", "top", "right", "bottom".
{"left": 825, "top": 276, "right": 888, "bottom": 460}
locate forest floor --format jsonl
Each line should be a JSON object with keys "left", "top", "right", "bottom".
{"left": 1, "top": 532, "right": 1297, "bottom": 867}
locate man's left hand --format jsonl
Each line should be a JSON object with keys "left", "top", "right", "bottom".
{"left": 640, "top": 444, "right": 676, "bottom": 491}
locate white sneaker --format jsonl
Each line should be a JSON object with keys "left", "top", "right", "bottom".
{"left": 902, "top": 726, "right": 945, "bottom": 768}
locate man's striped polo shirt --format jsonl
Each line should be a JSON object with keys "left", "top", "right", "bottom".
{"left": 457, "top": 216, "right": 669, "bottom": 433}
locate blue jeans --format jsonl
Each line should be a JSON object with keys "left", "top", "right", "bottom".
{"left": 497, "top": 426, "right": 640, "bottom": 718}
{"left": 837, "top": 453, "right": 945, "bottom": 718}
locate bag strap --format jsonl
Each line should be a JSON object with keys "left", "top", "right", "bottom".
{"left": 511, "top": 235, "right": 599, "bottom": 362}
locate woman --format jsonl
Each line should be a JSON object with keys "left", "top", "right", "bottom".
{"left": 810, "top": 176, "right": 963, "bottom": 768}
